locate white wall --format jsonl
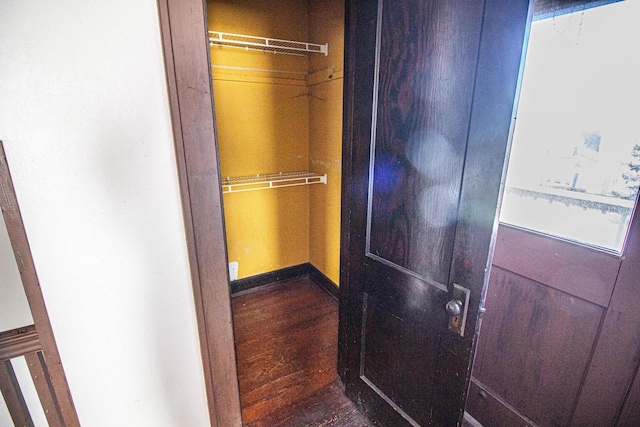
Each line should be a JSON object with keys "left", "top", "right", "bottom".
{"left": 0, "top": 1, "right": 210, "bottom": 426}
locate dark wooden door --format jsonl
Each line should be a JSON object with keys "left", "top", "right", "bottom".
{"left": 338, "top": 0, "right": 532, "bottom": 425}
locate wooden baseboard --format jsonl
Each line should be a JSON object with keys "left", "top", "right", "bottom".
{"left": 230, "top": 263, "right": 340, "bottom": 299}
{"left": 230, "top": 263, "right": 312, "bottom": 295}
{"left": 308, "top": 264, "right": 339, "bottom": 300}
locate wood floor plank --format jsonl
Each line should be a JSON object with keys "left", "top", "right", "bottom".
{"left": 232, "top": 276, "right": 371, "bottom": 426}
{"left": 250, "top": 380, "right": 375, "bottom": 427}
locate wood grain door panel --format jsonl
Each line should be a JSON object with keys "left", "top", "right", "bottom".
{"left": 360, "top": 293, "right": 440, "bottom": 426}
{"left": 367, "top": 0, "right": 484, "bottom": 285}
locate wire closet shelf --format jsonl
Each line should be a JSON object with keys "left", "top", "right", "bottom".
{"left": 221, "top": 171, "right": 327, "bottom": 194}
{"left": 209, "top": 31, "right": 328, "bottom": 56}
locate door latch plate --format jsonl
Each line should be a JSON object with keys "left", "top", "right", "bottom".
{"left": 448, "top": 284, "right": 471, "bottom": 337}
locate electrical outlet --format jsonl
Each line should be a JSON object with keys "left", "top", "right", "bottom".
{"left": 228, "top": 261, "right": 239, "bottom": 281}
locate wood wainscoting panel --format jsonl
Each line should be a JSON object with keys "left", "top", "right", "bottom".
{"left": 571, "top": 197, "right": 640, "bottom": 426}
{"left": 471, "top": 266, "right": 604, "bottom": 427}
{"left": 493, "top": 225, "right": 620, "bottom": 308}
{"left": 466, "top": 380, "right": 536, "bottom": 427}
{"left": 617, "top": 363, "right": 640, "bottom": 426}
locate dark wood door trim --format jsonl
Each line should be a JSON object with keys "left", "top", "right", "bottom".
{"left": 155, "top": 1, "right": 243, "bottom": 426}
{"left": 337, "top": 0, "right": 356, "bottom": 383}
{"left": 0, "top": 142, "right": 80, "bottom": 427}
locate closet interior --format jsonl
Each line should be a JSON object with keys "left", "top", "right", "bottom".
{"left": 207, "top": 0, "right": 345, "bottom": 287}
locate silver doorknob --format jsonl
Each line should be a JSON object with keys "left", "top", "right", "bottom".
{"left": 445, "top": 299, "right": 463, "bottom": 316}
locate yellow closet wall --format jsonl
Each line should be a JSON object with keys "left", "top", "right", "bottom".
{"left": 208, "top": 0, "right": 343, "bottom": 283}
{"left": 308, "top": 0, "right": 344, "bottom": 285}
{"left": 208, "top": 0, "right": 311, "bottom": 279}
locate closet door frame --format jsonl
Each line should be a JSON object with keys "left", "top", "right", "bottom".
{"left": 156, "top": 1, "right": 243, "bottom": 426}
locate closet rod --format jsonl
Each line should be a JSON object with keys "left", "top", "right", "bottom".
{"left": 209, "top": 31, "right": 328, "bottom": 56}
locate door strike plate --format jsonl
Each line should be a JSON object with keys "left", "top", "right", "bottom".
{"left": 447, "top": 284, "right": 471, "bottom": 337}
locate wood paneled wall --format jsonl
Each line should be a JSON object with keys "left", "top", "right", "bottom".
{"left": 469, "top": 222, "right": 640, "bottom": 426}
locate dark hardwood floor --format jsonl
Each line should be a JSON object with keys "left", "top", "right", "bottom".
{"left": 231, "top": 276, "right": 373, "bottom": 426}
{"left": 231, "top": 274, "right": 479, "bottom": 427}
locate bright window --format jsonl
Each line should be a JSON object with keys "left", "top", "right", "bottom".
{"left": 500, "top": 0, "right": 640, "bottom": 253}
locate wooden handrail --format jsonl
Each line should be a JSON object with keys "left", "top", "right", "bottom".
{"left": 0, "top": 325, "right": 66, "bottom": 426}
{"left": 0, "top": 325, "right": 41, "bottom": 361}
